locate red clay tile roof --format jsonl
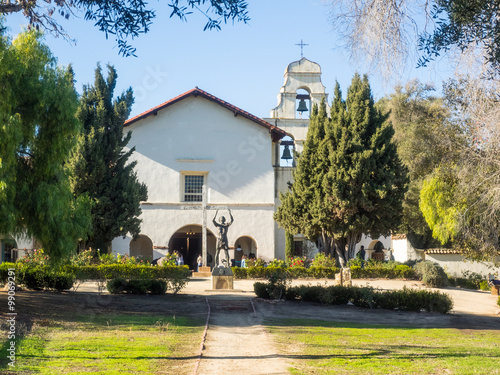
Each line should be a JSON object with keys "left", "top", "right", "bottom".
{"left": 124, "top": 87, "right": 287, "bottom": 142}
{"left": 425, "top": 248, "right": 462, "bottom": 254}
{"left": 391, "top": 234, "right": 407, "bottom": 240}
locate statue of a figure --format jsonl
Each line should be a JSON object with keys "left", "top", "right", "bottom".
{"left": 213, "top": 209, "right": 234, "bottom": 267}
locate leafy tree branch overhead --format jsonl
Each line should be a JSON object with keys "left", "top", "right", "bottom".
{"left": 0, "top": 0, "right": 249, "bottom": 56}
{"left": 329, "top": 0, "right": 500, "bottom": 76}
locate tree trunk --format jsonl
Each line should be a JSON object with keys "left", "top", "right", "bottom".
{"left": 319, "top": 229, "right": 335, "bottom": 256}
{"left": 346, "top": 232, "right": 361, "bottom": 260}
{"left": 333, "top": 238, "right": 348, "bottom": 267}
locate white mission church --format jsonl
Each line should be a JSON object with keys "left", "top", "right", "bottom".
{"left": 110, "top": 57, "right": 392, "bottom": 270}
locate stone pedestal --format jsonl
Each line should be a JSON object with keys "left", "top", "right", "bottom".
{"left": 334, "top": 268, "right": 352, "bottom": 287}
{"left": 211, "top": 267, "right": 234, "bottom": 290}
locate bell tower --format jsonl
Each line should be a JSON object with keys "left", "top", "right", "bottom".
{"left": 268, "top": 58, "right": 330, "bottom": 260}
{"left": 264, "top": 57, "right": 329, "bottom": 157}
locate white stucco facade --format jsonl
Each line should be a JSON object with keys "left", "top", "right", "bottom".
{"left": 111, "top": 89, "right": 286, "bottom": 268}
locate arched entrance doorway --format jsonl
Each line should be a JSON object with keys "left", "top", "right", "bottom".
{"left": 368, "top": 240, "right": 385, "bottom": 261}
{"left": 129, "top": 235, "right": 153, "bottom": 261}
{"left": 1, "top": 239, "right": 17, "bottom": 263}
{"left": 169, "top": 225, "right": 216, "bottom": 270}
{"left": 234, "top": 236, "right": 257, "bottom": 262}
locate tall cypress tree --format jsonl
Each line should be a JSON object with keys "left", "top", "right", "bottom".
{"left": 72, "top": 65, "right": 147, "bottom": 252}
{"left": 275, "top": 75, "right": 408, "bottom": 267}
{"left": 325, "top": 74, "right": 408, "bottom": 265}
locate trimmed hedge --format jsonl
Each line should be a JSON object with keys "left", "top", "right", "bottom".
{"left": 232, "top": 265, "right": 340, "bottom": 280}
{"left": 350, "top": 264, "right": 415, "bottom": 279}
{"left": 234, "top": 263, "right": 415, "bottom": 280}
{"left": 280, "top": 284, "right": 454, "bottom": 313}
{"left": 107, "top": 278, "right": 168, "bottom": 295}
{"left": 16, "top": 266, "right": 75, "bottom": 291}
{"left": 0, "top": 263, "right": 190, "bottom": 294}
{"left": 64, "top": 264, "right": 191, "bottom": 280}
{"left": 253, "top": 282, "right": 270, "bottom": 299}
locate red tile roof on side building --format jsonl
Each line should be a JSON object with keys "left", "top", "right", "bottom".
{"left": 124, "top": 87, "right": 287, "bottom": 142}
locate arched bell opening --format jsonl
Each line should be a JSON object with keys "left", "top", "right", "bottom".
{"left": 169, "top": 225, "right": 216, "bottom": 270}
{"left": 129, "top": 235, "right": 153, "bottom": 261}
{"left": 295, "top": 88, "right": 311, "bottom": 119}
{"left": 279, "top": 135, "right": 296, "bottom": 167}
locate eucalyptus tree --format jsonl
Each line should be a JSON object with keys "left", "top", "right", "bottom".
{"left": 0, "top": 28, "right": 91, "bottom": 260}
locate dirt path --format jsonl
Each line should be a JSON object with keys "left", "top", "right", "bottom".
{"left": 196, "top": 297, "right": 289, "bottom": 375}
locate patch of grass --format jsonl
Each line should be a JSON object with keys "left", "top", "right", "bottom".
{"left": 1, "top": 314, "right": 203, "bottom": 375}
{"left": 269, "top": 319, "right": 500, "bottom": 375}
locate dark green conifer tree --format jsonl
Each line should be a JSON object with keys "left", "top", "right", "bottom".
{"left": 276, "top": 75, "right": 408, "bottom": 266}
{"left": 72, "top": 65, "right": 147, "bottom": 253}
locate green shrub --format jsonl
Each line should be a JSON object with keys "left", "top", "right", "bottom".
{"left": 254, "top": 282, "right": 270, "bottom": 299}
{"left": 350, "top": 286, "right": 376, "bottom": 308}
{"left": 268, "top": 259, "right": 287, "bottom": 268}
{"left": 479, "top": 280, "right": 491, "bottom": 291}
{"left": 265, "top": 268, "right": 289, "bottom": 300}
{"left": 307, "top": 266, "right": 338, "bottom": 279}
{"left": 373, "top": 290, "right": 400, "bottom": 310}
{"left": 310, "top": 253, "right": 337, "bottom": 268}
{"left": 19, "top": 267, "right": 45, "bottom": 290}
{"left": 107, "top": 278, "right": 167, "bottom": 295}
{"left": 51, "top": 271, "right": 75, "bottom": 291}
{"left": 166, "top": 270, "right": 189, "bottom": 295}
{"left": 231, "top": 267, "right": 247, "bottom": 279}
{"left": 448, "top": 271, "right": 487, "bottom": 290}
{"left": 126, "top": 279, "right": 150, "bottom": 294}
{"left": 287, "top": 285, "right": 323, "bottom": 303}
{"left": 0, "top": 263, "right": 17, "bottom": 284}
{"left": 287, "top": 266, "right": 308, "bottom": 279}
{"left": 413, "top": 261, "right": 448, "bottom": 287}
{"left": 283, "top": 284, "right": 453, "bottom": 313}
{"left": 320, "top": 285, "right": 351, "bottom": 305}
{"left": 149, "top": 279, "right": 168, "bottom": 295}
{"left": 421, "top": 289, "right": 454, "bottom": 313}
{"left": 107, "top": 278, "right": 127, "bottom": 294}
{"left": 349, "top": 261, "right": 417, "bottom": 280}
{"left": 394, "top": 264, "right": 415, "bottom": 278}
{"left": 247, "top": 266, "right": 267, "bottom": 279}
{"left": 16, "top": 266, "right": 75, "bottom": 291}
{"left": 498, "top": 296, "right": 500, "bottom": 308}
{"left": 61, "top": 264, "right": 189, "bottom": 294}
{"left": 350, "top": 265, "right": 362, "bottom": 278}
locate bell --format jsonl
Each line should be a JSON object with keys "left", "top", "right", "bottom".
{"left": 281, "top": 144, "right": 293, "bottom": 160}
{"left": 296, "top": 99, "right": 308, "bottom": 113}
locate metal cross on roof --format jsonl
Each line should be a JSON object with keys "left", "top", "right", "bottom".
{"left": 295, "top": 39, "right": 309, "bottom": 58}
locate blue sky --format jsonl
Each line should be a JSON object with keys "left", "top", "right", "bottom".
{"left": 5, "top": 0, "right": 453, "bottom": 119}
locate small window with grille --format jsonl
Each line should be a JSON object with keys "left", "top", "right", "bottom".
{"left": 184, "top": 175, "right": 204, "bottom": 202}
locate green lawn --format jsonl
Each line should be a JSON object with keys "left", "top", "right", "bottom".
{"left": 1, "top": 314, "right": 204, "bottom": 375}
{"left": 269, "top": 319, "right": 500, "bottom": 375}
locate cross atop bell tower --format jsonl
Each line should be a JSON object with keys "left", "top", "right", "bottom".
{"left": 295, "top": 39, "right": 309, "bottom": 58}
